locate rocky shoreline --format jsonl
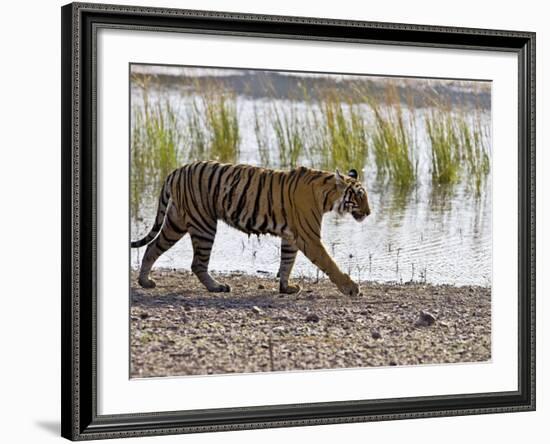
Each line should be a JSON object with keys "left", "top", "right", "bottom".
{"left": 130, "top": 269, "right": 491, "bottom": 378}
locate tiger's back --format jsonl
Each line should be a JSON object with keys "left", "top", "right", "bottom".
{"left": 172, "top": 162, "right": 324, "bottom": 238}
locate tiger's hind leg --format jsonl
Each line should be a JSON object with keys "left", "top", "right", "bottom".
{"left": 279, "top": 238, "right": 300, "bottom": 294}
{"left": 138, "top": 204, "right": 187, "bottom": 288}
{"left": 189, "top": 226, "right": 230, "bottom": 293}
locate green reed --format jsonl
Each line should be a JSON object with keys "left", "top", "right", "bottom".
{"left": 131, "top": 86, "right": 182, "bottom": 216}
{"left": 366, "top": 88, "right": 417, "bottom": 190}
{"left": 457, "top": 112, "right": 490, "bottom": 195}
{"left": 271, "top": 103, "right": 307, "bottom": 168}
{"left": 310, "top": 94, "right": 368, "bottom": 174}
{"left": 254, "top": 96, "right": 368, "bottom": 173}
{"left": 253, "top": 105, "right": 272, "bottom": 166}
{"left": 187, "top": 90, "right": 240, "bottom": 164}
{"left": 425, "top": 104, "right": 490, "bottom": 192}
{"left": 425, "top": 107, "right": 462, "bottom": 185}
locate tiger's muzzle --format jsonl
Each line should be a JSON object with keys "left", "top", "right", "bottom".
{"left": 352, "top": 207, "right": 370, "bottom": 222}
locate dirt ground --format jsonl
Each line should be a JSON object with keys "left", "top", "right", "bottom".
{"left": 130, "top": 269, "right": 491, "bottom": 378}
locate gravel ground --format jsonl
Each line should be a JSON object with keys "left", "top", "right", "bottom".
{"left": 130, "top": 269, "right": 491, "bottom": 378}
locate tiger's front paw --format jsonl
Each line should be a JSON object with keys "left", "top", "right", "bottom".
{"left": 138, "top": 277, "right": 156, "bottom": 289}
{"left": 336, "top": 276, "right": 359, "bottom": 297}
{"left": 279, "top": 284, "right": 301, "bottom": 295}
{"left": 208, "top": 283, "right": 231, "bottom": 293}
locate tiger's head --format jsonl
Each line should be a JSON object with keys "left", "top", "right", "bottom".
{"left": 334, "top": 169, "right": 371, "bottom": 222}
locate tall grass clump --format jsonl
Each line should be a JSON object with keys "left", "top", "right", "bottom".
{"left": 253, "top": 105, "right": 272, "bottom": 166}
{"left": 187, "top": 90, "right": 240, "bottom": 163}
{"left": 366, "top": 87, "right": 417, "bottom": 190}
{"left": 131, "top": 85, "right": 182, "bottom": 216}
{"left": 425, "top": 103, "right": 491, "bottom": 193}
{"left": 425, "top": 107, "right": 462, "bottom": 185}
{"left": 271, "top": 103, "right": 307, "bottom": 168}
{"left": 310, "top": 93, "right": 368, "bottom": 173}
{"left": 457, "top": 112, "right": 491, "bottom": 195}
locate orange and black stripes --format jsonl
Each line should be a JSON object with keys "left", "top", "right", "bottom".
{"left": 130, "top": 161, "right": 370, "bottom": 296}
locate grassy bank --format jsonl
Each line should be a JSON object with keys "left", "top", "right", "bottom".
{"left": 130, "top": 270, "right": 491, "bottom": 378}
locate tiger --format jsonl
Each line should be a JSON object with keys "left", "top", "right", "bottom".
{"left": 131, "top": 161, "right": 371, "bottom": 296}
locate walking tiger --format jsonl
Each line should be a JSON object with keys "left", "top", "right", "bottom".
{"left": 131, "top": 161, "right": 371, "bottom": 296}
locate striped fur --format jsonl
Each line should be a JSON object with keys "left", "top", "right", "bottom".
{"left": 131, "top": 161, "right": 371, "bottom": 296}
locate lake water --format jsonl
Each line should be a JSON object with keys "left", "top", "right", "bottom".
{"left": 130, "top": 88, "right": 492, "bottom": 287}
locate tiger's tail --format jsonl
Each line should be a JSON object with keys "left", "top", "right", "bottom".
{"left": 130, "top": 170, "right": 176, "bottom": 248}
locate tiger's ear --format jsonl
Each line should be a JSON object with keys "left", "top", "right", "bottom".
{"left": 335, "top": 169, "right": 347, "bottom": 189}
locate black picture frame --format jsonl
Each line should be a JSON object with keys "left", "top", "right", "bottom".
{"left": 61, "top": 2, "right": 536, "bottom": 440}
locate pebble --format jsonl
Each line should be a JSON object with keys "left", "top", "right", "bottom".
{"left": 371, "top": 329, "right": 382, "bottom": 339}
{"left": 415, "top": 310, "right": 436, "bottom": 327}
{"left": 252, "top": 306, "right": 263, "bottom": 315}
{"left": 305, "top": 313, "right": 320, "bottom": 323}
{"left": 258, "top": 284, "right": 265, "bottom": 290}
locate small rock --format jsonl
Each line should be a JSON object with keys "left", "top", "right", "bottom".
{"left": 258, "top": 284, "right": 265, "bottom": 290}
{"left": 139, "top": 313, "right": 149, "bottom": 320}
{"left": 389, "top": 360, "right": 397, "bottom": 366}
{"left": 273, "top": 326, "right": 285, "bottom": 332}
{"left": 371, "top": 329, "right": 382, "bottom": 340}
{"left": 415, "top": 310, "right": 436, "bottom": 327}
{"left": 251, "top": 306, "right": 263, "bottom": 315}
{"left": 305, "top": 313, "right": 320, "bottom": 323}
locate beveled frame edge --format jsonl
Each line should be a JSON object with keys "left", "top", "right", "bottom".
{"left": 61, "top": 2, "right": 536, "bottom": 441}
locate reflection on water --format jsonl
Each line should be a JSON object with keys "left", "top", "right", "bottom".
{"left": 130, "top": 75, "right": 492, "bottom": 287}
